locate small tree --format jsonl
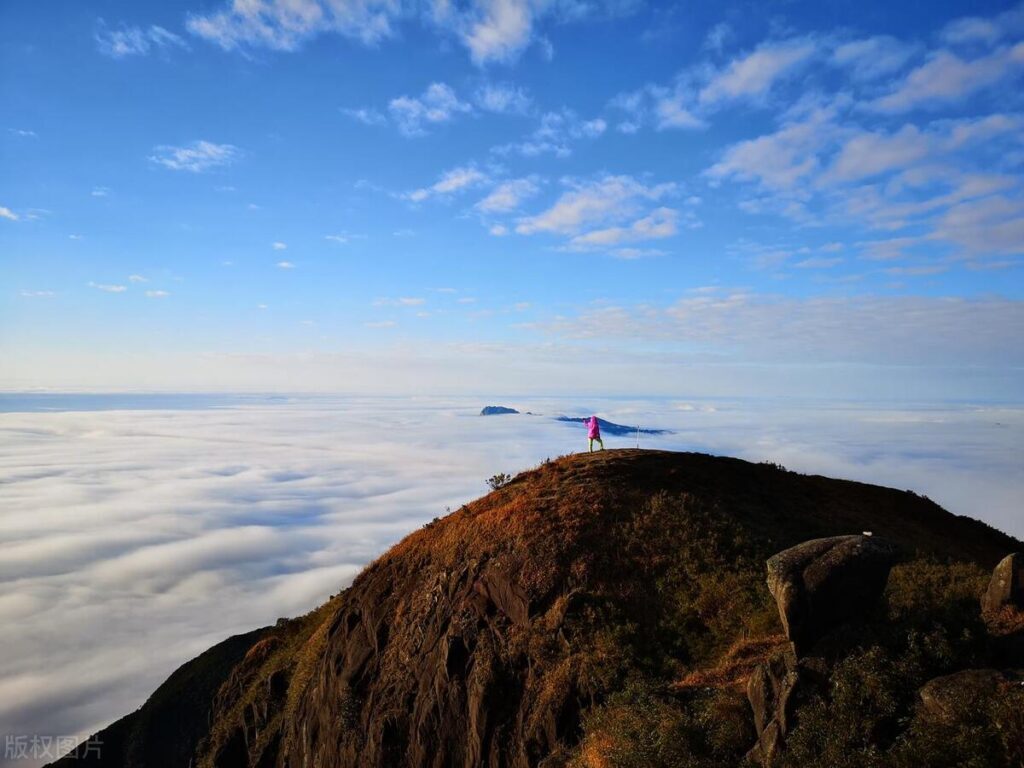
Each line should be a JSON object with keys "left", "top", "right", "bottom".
{"left": 487, "top": 472, "right": 512, "bottom": 490}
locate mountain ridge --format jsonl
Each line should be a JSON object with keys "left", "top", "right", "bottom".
{"left": 49, "top": 450, "right": 1022, "bottom": 768}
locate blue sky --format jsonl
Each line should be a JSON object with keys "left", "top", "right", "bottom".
{"left": 1, "top": 0, "right": 1023, "bottom": 397}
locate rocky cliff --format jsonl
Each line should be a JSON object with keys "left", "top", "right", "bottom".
{"left": 49, "top": 450, "right": 1023, "bottom": 768}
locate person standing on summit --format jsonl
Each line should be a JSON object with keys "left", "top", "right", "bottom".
{"left": 587, "top": 415, "right": 604, "bottom": 452}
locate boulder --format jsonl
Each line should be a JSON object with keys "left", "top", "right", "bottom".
{"left": 766, "top": 535, "right": 899, "bottom": 655}
{"left": 917, "top": 669, "right": 1005, "bottom": 725}
{"left": 981, "top": 552, "right": 1024, "bottom": 614}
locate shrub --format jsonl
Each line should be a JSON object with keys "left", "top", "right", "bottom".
{"left": 571, "top": 682, "right": 753, "bottom": 768}
{"left": 487, "top": 472, "right": 512, "bottom": 490}
{"left": 890, "top": 679, "right": 1024, "bottom": 767}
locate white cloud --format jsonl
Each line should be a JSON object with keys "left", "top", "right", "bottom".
{"left": 272, "top": 241, "right": 287, "bottom": 250}
{"left": 567, "top": 207, "right": 679, "bottom": 250}
{"left": 20, "top": 290, "right": 55, "bottom": 298}
{"left": 941, "top": 3, "right": 1024, "bottom": 45}
{"left": 699, "top": 39, "right": 817, "bottom": 105}
{"left": 703, "top": 22, "right": 733, "bottom": 54}
{"left": 405, "top": 165, "right": 489, "bottom": 202}
{"left": 0, "top": 206, "right": 19, "bottom": 221}
{"left": 516, "top": 175, "right": 677, "bottom": 237}
{"left": 612, "top": 37, "right": 831, "bottom": 134}
{"left": 825, "top": 124, "right": 931, "bottom": 183}
{"left": 441, "top": 0, "right": 638, "bottom": 64}
{"left": 489, "top": 224, "right": 509, "bottom": 236}
{"left": 475, "top": 177, "right": 540, "bottom": 213}
{"left": 611, "top": 83, "right": 707, "bottom": 131}
{"left": 91, "top": 186, "right": 111, "bottom": 198}
{"left": 793, "top": 256, "right": 843, "bottom": 269}
{"left": 128, "top": 274, "right": 148, "bottom": 283}
{"left": 341, "top": 107, "right": 386, "bottom": 125}
{"left": 88, "top": 282, "right": 127, "bottom": 293}
{"left": 869, "top": 43, "right": 1024, "bottom": 113}
{"left": 652, "top": 89, "right": 705, "bottom": 129}
{"left": 145, "top": 290, "right": 171, "bottom": 298}
{"left": 461, "top": 0, "right": 534, "bottom": 64}
{"left": 149, "top": 140, "right": 240, "bottom": 172}
{"left": 388, "top": 83, "right": 471, "bottom": 136}
{"left": 276, "top": 261, "right": 295, "bottom": 269}
{"left": 831, "top": 36, "right": 917, "bottom": 80}
{"left": 709, "top": 102, "right": 1024, "bottom": 266}
{"left": 8, "top": 128, "right": 37, "bottom": 138}
{"left": 933, "top": 195, "right": 1024, "bottom": 256}
{"left": 475, "top": 82, "right": 532, "bottom": 114}
{"left": 375, "top": 297, "right": 425, "bottom": 306}
{"left": 884, "top": 264, "right": 948, "bottom": 276}
{"left": 186, "top": 0, "right": 636, "bottom": 64}
{"left": 705, "top": 105, "right": 840, "bottom": 190}
{"left": 186, "top": 0, "right": 399, "bottom": 51}
{"left": 611, "top": 247, "right": 668, "bottom": 259}
{"left": 542, "top": 291, "right": 1024, "bottom": 367}
{"left": 95, "top": 20, "right": 188, "bottom": 58}
{"left": 824, "top": 117, "right": 1023, "bottom": 193}
{"left": 495, "top": 109, "right": 607, "bottom": 157}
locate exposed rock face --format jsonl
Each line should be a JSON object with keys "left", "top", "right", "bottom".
{"left": 917, "top": 669, "right": 1007, "bottom": 725}
{"left": 766, "top": 535, "right": 899, "bottom": 654}
{"left": 205, "top": 637, "right": 289, "bottom": 768}
{"left": 982, "top": 552, "right": 1024, "bottom": 614}
{"left": 745, "top": 650, "right": 831, "bottom": 767}
{"left": 480, "top": 406, "right": 519, "bottom": 415}
{"left": 745, "top": 649, "right": 799, "bottom": 766}
{"left": 472, "top": 569, "right": 531, "bottom": 627}
{"left": 281, "top": 558, "right": 563, "bottom": 768}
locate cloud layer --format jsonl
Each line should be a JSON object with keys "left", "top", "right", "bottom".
{"left": 2, "top": 395, "right": 1021, "bottom": 763}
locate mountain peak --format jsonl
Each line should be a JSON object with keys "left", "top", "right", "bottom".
{"left": 50, "top": 450, "right": 1022, "bottom": 768}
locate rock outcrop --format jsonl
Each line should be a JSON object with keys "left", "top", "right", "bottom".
{"left": 747, "top": 533, "right": 899, "bottom": 766}
{"left": 766, "top": 534, "right": 899, "bottom": 655}
{"left": 982, "top": 552, "right": 1024, "bottom": 614}
{"left": 745, "top": 649, "right": 798, "bottom": 766}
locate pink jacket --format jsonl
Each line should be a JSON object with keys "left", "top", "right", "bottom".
{"left": 587, "top": 416, "right": 600, "bottom": 438}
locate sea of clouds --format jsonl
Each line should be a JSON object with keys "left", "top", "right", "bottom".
{"left": 1, "top": 394, "right": 1021, "bottom": 766}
